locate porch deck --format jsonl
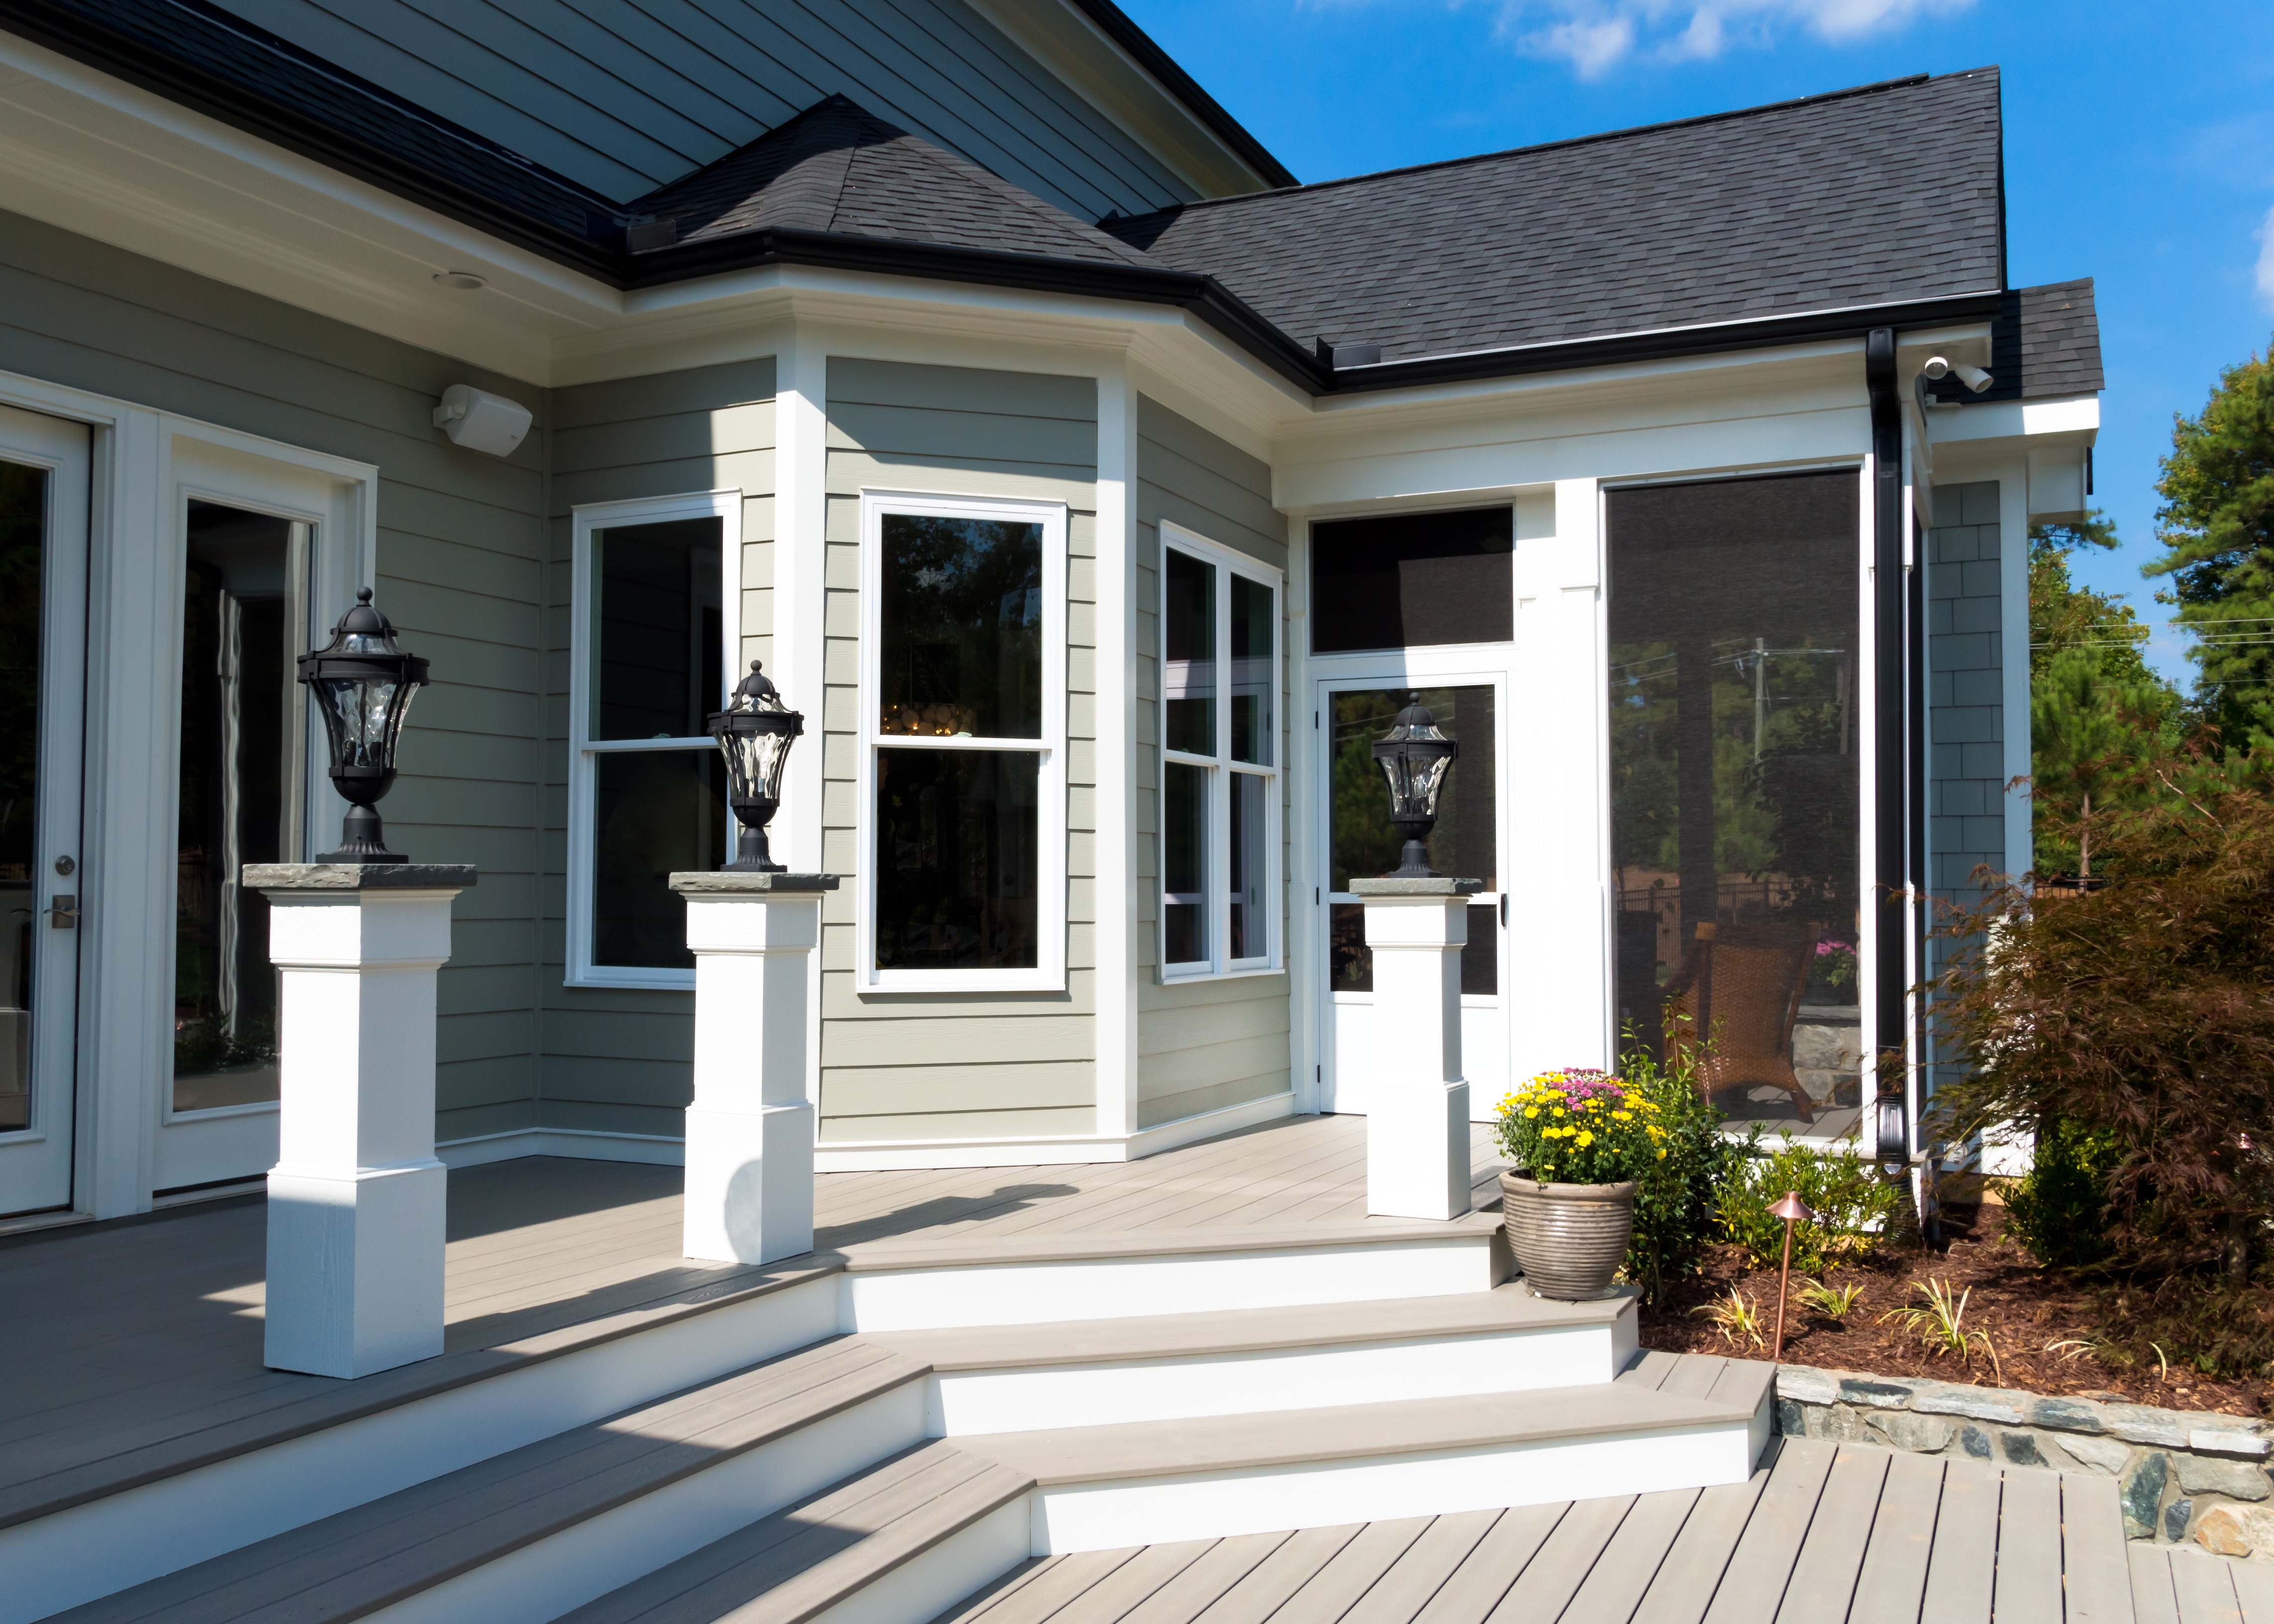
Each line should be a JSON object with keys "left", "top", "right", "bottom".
{"left": 0, "top": 1113, "right": 1506, "bottom": 1530}
{"left": 937, "top": 1436, "right": 2191, "bottom": 1624}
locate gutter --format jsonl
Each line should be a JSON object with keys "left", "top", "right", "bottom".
{"left": 1864, "top": 328, "right": 1914, "bottom": 1169}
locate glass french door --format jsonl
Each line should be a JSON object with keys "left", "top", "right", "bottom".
{"left": 1314, "top": 665, "right": 1509, "bottom": 1121}
{"left": 0, "top": 405, "right": 89, "bottom": 1218}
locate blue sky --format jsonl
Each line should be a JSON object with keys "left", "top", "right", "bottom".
{"left": 1124, "top": 0, "right": 2274, "bottom": 683}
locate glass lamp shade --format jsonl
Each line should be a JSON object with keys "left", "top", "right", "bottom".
{"left": 708, "top": 661, "right": 804, "bottom": 871}
{"left": 297, "top": 588, "right": 429, "bottom": 861}
{"left": 1371, "top": 693, "right": 1460, "bottom": 876}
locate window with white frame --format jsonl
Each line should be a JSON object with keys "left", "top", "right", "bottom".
{"left": 1160, "top": 526, "right": 1281, "bottom": 978}
{"left": 568, "top": 491, "right": 739, "bottom": 987}
{"left": 857, "top": 491, "right": 1066, "bottom": 992}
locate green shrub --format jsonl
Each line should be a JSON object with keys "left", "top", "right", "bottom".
{"left": 1617, "top": 1038, "right": 1745, "bottom": 1304}
{"left": 1715, "top": 1134, "right": 1907, "bottom": 1273}
{"left": 2002, "top": 1118, "right": 2121, "bottom": 1267}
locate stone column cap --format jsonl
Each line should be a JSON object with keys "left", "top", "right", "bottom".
{"left": 670, "top": 871, "right": 841, "bottom": 894}
{"left": 1349, "top": 876, "right": 1484, "bottom": 897}
{"left": 246, "top": 863, "right": 478, "bottom": 891}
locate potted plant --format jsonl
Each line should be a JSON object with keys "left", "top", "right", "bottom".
{"left": 1494, "top": 1068, "right": 1667, "bottom": 1300}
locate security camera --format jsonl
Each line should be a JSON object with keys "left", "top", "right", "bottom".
{"left": 1921, "top": 356, "right": 1994, "bottom": 394}
{"left": 431, "top": 384, "right": 533, "bottom": 458}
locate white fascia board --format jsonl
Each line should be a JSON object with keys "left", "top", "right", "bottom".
{"left": 958, "top": 0, "right": 1272, "bottom": 198}
{"left": 1273, "top": 344, "right": 1871, "bottom": 514}
{"left": 1927, "top": 393, "right": 2101, "bottom": 452}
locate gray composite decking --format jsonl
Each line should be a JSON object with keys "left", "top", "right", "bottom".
{"left": 930, "top": 1436, "right": 2177, "bottom": 1624}
{"left": 0, "top": 1115, "right": 1504, "bottom": 1527}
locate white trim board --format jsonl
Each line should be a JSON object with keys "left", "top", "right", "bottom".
{"left": 436, "top": 1127, "right": 688, "bottom": 1169}
{"left": 813, "top": 1089, "right": 1298, "bottom": 1172}
{"left": 439, "top": 1093, "right": 1300, "bottom": 1174}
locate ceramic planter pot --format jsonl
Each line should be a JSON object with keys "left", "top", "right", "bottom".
{"left": 1500, "top": 1173, "right": 1637, "bottom": 1301}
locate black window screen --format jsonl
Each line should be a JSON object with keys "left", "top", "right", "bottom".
{"left": 1606, "top": 472, "right": 1861, "bottom": 1099}
{"left": 1310, "top": 507, "right": 1512, "bottom": 653}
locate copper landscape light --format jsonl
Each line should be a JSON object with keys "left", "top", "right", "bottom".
{"left": 1769, "top": 1190, "right": 1818, "bottom": 1361}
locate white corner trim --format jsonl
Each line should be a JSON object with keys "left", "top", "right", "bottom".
{"left": 813, "top": 1091, "right": 1300, "bottom": 1173}
{"left": 436, "top": 1127, "right": 688, "bottom": 1169}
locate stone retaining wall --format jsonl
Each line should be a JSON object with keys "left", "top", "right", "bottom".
{"left": 1777, "top": 1365, "right": 2274, "bottom": 1559}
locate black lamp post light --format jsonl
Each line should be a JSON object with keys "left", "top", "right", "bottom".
{"left": 1372, "top": 692, "right": 1460, "bottom": 877}
{"left": 299, "top": 588, "right": 429, "bottom": 863}
{"left": 710, "top": 661, "right": 804, "bottom": 872}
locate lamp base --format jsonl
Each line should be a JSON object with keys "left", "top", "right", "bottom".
{"left": 724, "top": 819, "right": 784, "bottom": 873}
{"left": 319, "top": 802, "right": 406, "bottom": 864}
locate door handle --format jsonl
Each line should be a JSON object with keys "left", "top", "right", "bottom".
{"left": 46, "top": 895, "right": 76, "bottom": 929}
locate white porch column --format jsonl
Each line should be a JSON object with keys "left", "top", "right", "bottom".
{"left": 1352, "top": 876, "right": 1481, "bottom": 1220}
{"left": 249, "top": 863, "right": 473, "bottom": 1379}
{"left": 672, "top": 870, "right": 837, "bottom": 1264}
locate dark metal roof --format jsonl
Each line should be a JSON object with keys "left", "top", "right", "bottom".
{"left": 631, "top": 96, "right": 1166, "bottom": 271}
{"left": 1103, "top": 70, "right": 2008, "bottom": 368}
{"left": 1931, "top": 278, "right": 2103, "bottom": 403}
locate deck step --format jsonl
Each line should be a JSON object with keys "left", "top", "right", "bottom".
{"left": 836, "top": 1215, "right": 1508, "bottom": 1332}
{"left": 953, "top": 1352, "right": 1776, "bottom": 1555}
{"left": 557, "top": 1443, "right": 1032, "bottom": 1624}
{"left": 868, "top": 1284, "right": 1639, "bottom": 1435}
{"left": 50, "top": 1337, "right": 931, "bottom": 1624}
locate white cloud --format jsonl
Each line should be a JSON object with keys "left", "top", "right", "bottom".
{"left": 1499, "top": 0, "right": 1973, "bottom": 79}
{"left": 2257, "top": 203, "right": 2274, "bottom": 308}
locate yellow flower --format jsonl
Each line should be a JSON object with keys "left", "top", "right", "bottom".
{"left": 1576, "top": 1131, "right": 1594, "bottom": 1148}
{"left": 1657, "top": 1148, "right": 1668, "bottom": 1160}
{"left": 1524, "top": 1107, "right": 1539, "bottom": 1118}
{"left": 1613, "top": 1110, "right": 1631, "bottom": 1121}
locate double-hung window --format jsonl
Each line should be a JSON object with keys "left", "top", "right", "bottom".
{"left": 1160, "top": 525, "right": 1281, "bottom": 979}
{"left": 857, "top": 491, "right": 1066, "bottom": 992}
{"left": 568, "top": 492, "right": 738, "bottom": 988}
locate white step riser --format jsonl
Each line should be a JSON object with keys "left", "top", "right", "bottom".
{"left": 807, "top": 1500, "right": 1030, "bottom": 1624}
{"left": 843, "top": 1238, "right": 1500, "bottom": 1333}
{"left": 1027, "top": 1419, "right": 1764, "bottom": 1554}
{"left": 0, "top": 1276, "right": 840, "bottom": 1624}
{"left": 929, "top": 1321, "right": 1641, "bottom": 1436}
{"left": 367, "top": 1382, "right": 929, "bottom": 1624}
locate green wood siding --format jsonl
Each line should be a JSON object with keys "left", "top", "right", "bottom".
{"left": 819, "top": 357, "right": 1098, "bottom": 1143}
{"left": 1134, "top": 395, "right": 1291, "bottom": 1129}
{"left": 0, "top": 208, "right": 549, "bottom": 1145}
{"left": 543, "top": 359, "right": 776, "bottom": 1138}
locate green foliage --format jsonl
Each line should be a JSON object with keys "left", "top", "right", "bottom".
{"left": 1714, "top": 1134, "right": 1906, "bottom": 1273}
{"left": 2028, "top": 513, "right": 2184, "bottom": 874}
{"left": 2001, "top": 1119, "right": 2122, "bottom": 1268}
{"left": 1795, "top": 1277, "right": 1866, "bottom": 1323}
{"left": 2143, "top": 341, "right": 2274, "bottom": 753}
{"left": 1616, "top": 1036, "right": 1744, "bottom": 1305}
{"left": 1691, "top": 1287, "right": 1765, "bottom": 1351}
{"left": 1930, "top": 756, "right": 2274, "bottom": 1273}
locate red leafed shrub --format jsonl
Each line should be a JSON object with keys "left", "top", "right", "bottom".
{"left": 1930, "top": 751, "right": 2274, "bottom": 1282}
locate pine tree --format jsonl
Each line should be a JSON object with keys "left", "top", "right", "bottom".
{"left": 2143, "top": 341, "right": 2274, "bottom": 750}
{"left": 2027, "top": 513, "right": 2179, "bottom": 874}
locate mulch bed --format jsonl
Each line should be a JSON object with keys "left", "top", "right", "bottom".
{"left": 1637, "top": 1203, "right": 2273, "bottom": 1419}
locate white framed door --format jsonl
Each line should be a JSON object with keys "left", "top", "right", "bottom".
{"left": 0, "top": 404, "right": 89, "bottom": 1217}
{"left": 151, "top": 440, "right": 361, "bottom": 1196}
{"left": 1313, "top": 658, "right": 1512, "bottom": 1121}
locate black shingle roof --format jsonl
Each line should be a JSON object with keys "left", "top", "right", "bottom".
{"left": 630, "top": 97, "right": 1165, "bottom": 271}
{"left": 1103, "top": 70, "right": 2007, "bottom": 367}
{"left": 1931, "top": 278, "right": 2103, "bottom": 403}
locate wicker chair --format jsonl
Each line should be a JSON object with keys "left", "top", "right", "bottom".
{"left": 1660, "top": 920, "right": 1819, "bottom": 1123}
